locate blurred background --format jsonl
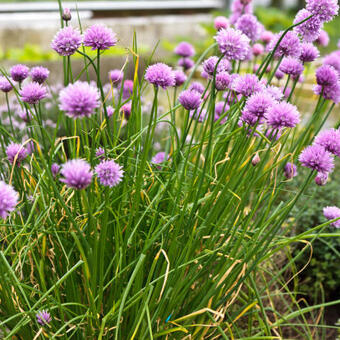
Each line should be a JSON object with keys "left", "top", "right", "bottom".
{"left": 0, "top": 0, "right": 338, "bottom": 69}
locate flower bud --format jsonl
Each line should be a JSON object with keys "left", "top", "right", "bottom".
{"left": 251, "top": 153, "right": 260, "bottom": 166}
{"left": 315, "top": 172, "right": 328, "bottom": 186}
{"left": 62, "top": 8, "right": 72, "bottom": 22}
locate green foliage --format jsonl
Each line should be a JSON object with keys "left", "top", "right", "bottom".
{"left": 290, "top": 166, "right": 340, "bottom": 300}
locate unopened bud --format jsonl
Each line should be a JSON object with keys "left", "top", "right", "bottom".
{"left": 62, "top": 8, "right": 71, "bottom": 21}
{"left": 251, "top": 153, "right": 260, "bottom": 166}
{"left": 315, "top": 172, "right": 328, "bottom": 186}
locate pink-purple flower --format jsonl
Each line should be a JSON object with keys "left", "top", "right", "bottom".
{"left": 60, "top": 159, "right": 93, "bottom": 189}
{"left": 10, "top": 64, "right": 29, "bottom": 82}
{"left": 268, "top": 31, "right": 301, "bottom": 58}
{"left": 284, "top": 162, "right": 298, "bottom": 179}
{"left": 299, "top": 43, "right": 319, "bottom": 63}
{"left": 279, "top": 57, "right": 304, "bottom": 79}
{"left": 174, "top": 70, "right": 187, "bottom": 87}
{"left": 293, "top": 9, "right": 322, "bottom": 42}
{"left": 178, "top": 90, "right": 202, "bottom": 111}
{"left": 236, "top": 14, "right": 263, "bottom": 43}
{"left": 323, "top": 206, "right": 340, "bottom": 227}
{"left": 30, "top": 66, "right": 50, "bottom": 84}
{"left": 0, "top": 76, "right": 13, "bottom": 93}
{"left": 51, "top": 26, "right": 82, "bottom": 56}
{"left": 306, "top": 0, "right": 339, "bottom": 22}
{"left": 299, "top": 144, "right": 334, "bottom": 173}
{"left": 36, "top": 310, "right": 52, "bottom": 325}
{"left": 215, "top": 28, "right": 250, "bottom": 61}
{"left": 174, "top": 42, "right": 195, "bottom": 58}
{"left": 59, "top": 81, "right": 100, "bottom": 118}
{"left": 95, "top": 159, "right": 123, "bottom": 187}
{"left": 314, "top": 128, "right": 340, "bottom": 157}
{"left": 214, "top": 16, "right": 229, "bottom": 31}
{"left": 265, "top": 102, "right": 300, "bottom": 129}
{"left": 232, "top": 74, "right": 264, "bottom": 97}
{"left": 83, "top": 24, "right": 117, "bottom": 50}
{"left": 20, "top": 82, "right": 47, "bottom": 104}
{"left": 0, "top": 181, "right": 19, "bottom": 219}
{"left": 145, "top": 63, "right": 175, "bottom": 89}
{"left": 6, "top": 142, "right": 28, "bottom": 166}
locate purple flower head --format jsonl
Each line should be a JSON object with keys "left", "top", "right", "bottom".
{"left": 268, "top": 31, "right": 301, "bottom": 58}
{"left": 202, "top": 56, "right": 219, "bottom": 76}
{"left": 253, "top": 43, "right": 264, "bottom": 56}
{"left": 83, "top": 24, "right": 117, "bottom": 50}
{"left": 62, "top": 7, "right": 71, "bottom": 21}
{"left": 178, "top": 90, "right": 202, "bottom": 110}
{"left": 316, "top": 65, "right": 339, "bottom": 87}
{"left": 313, "top": 82, "right": 340, "bottom": 103}
{"left": 119, "top": 79, "right": 134, "bottom": 99}
{"left": 315, "top": 172, "right": 328, "bottom": 186}
{"left": 96, "top": 147, "right": 105, "bottom": 159}
{"left": 316, "top": 29, "right": 330, "bottom": 47}
{"left": 230, "top": 0, "right": 253, "bottom": 24}
{"left": 20, "top": 82, "right": 47, "bottom": 104}
{"left": 323, "top": 206, "right": 340, "bottom": 227}
{"left": 30, "top": 66, "right": 49, "bottom": 84}
{"left": 232, "top": 74, "right": 264, "bottom": 97}
{"left": 261, "top": 30, "right": 274, "bottom": 44}
{"left": 95, "top": 159, "right": 123, "bottom": 187}
{"left": 10, "top": 64, "right": 29, "bottom": 82}
{"left": 299, "top": 144, "right": 334, "bottom": 173}
{"left": 215, "top": 101, "right": 229, "bottom": 116}
{"left": 36, "top": 310, "right": 52, "bottom": 326}
{"left": 275, "top": 69, "right": 285, "bottom": 80}
{"left": 265, "top": 85, "right": 284, "bottom": 101}
{"left": 279, "top": 57, "right": 304, "bottom": 79}
{"left": 188, "top": 82, "right": 205, "bottom": 94}
{"left": 106, "top": 105, "right": 114, "bottom": 118}
{"left": 174, "top": 42, "right": 195, "bottom": 58}
{"left": 0, "top": 181, "right": 19, "bottom": 219}
{"left": 151, "top": 152, "right": 168, "bottom": 165}
{"left": 145, "top": 63, "right": 175, "bottom": 89}
{"left": 306, "top": 0, "right": 339, "bottom": 22}
{"left": 51, "top": 26, "right": 82, "bottom": 56}
{"left": 217, "top": 58, "right": 232, "bottom": 73}
{"left": 293, "top": 9, "right": 322, "bottom": 42}
{"left": 240, "top": 110, "right": 263, "bottom": 127}
{"left": 236, "top": 14, "right": 263, "bottom": 42}
{"left": 174, "top": 70, "right": 187, "bottom": 86}
{"left": 265, "top": 102, "right": 300, "bottom": 129}
{"left": 59, "top": 81, "right": 100, "bottom": 119}
{"left": 178, "top": 57, "right": 194, "bottom": 71}
{"left": 60, "top": 159, "right": 92, "bottom": 189}
{"left": 299, "top": 43, "right": 320, "bottom": 63}
{"left": 121, "top": 102, "right": 131, "bottom": 119}
{"left": 215, "top": 72, "right": 231, "bottom": 91}
{"left": 215, "top": 28, "right": 250, "bottom": 61}
{"left": 0, "top": 76, "right": 13, "bottom": 93}
{"left": 109, "top": 69, "right": 123, "bottom": 84}
{"left": 323, "top": 52, "right": 340, "bottom": 74}
{"left": 6, "top": 142, "right": 28, "bottom": 166}
{"left": 214, "top": 16, "right": 229, "bottom": 30}
{"left": 51, "top": 163, "right": 60, "bottom": 177}
{"left": 284, "top": 162, "right": 298, "bottom": 179}
{"left": 244, "top": 92, "right": 276, "bottom": 118}
{"left": 314, "top": 128, "right": 340, "bottom": 157}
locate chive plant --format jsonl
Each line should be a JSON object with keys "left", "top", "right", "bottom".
{"left": 0, "top": 0, "right": 340, "bottom": 339}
